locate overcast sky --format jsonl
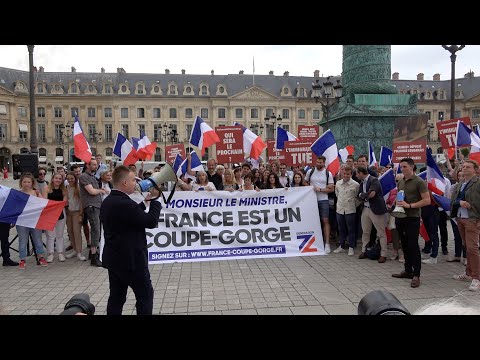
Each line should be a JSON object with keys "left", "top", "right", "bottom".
{"left": 1, "top": 45, "right": 479, "bottom": 81}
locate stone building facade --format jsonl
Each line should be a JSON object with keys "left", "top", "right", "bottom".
{"left": 0, "top": 66, "right": 479, "bottom": 169}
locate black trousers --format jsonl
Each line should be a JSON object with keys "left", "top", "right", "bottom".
{"left": 396, "top": 217, "right": 421, "bottom": 277}
{"left": 107, "top": 266, "right": 154, "bottom": 315}
{"left": 0, "top": 222, "right": 11, "bottom": 260}
{"left": 438, "top": 210, "right": 448, "bottom": 250}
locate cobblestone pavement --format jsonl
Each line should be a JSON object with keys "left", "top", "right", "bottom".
{"left": 1, "top": 176, "right": 479, "bottom": 315}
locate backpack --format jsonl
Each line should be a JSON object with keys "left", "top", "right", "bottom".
{"left": 366, "top": 240, "right": 381, "bottom": 260}
{"left": 306, "top": 167, "right": 337, "bottom": 208}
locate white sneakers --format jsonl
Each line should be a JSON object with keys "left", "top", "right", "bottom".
{"left": 65, "top": 251, "right": 77, "bottom": 259}
{"left": 324, "top": 243, "right": 331, "bottom": 254}
{"left": 453, "top": 273, "right": 472, "bottom": 281}
{"left": 348, "top": 247, "right": 354, "bottom": 256}
{"left": 77, "top": 253, "right": 87, "bottom": 261}
{"left": 469, "top": 279, "right": 480, "bottom": 291}
{"left": 58, "top": 253, "right": 66, "bottom": 262}
{"left": 422, "top": 257, "right": 438, "bottom": 264}
{"left": 46, "top": 254, "right": 54, "bottom": 263}
{"left": 333, "top": 247, "right": 345, "bottom": 254}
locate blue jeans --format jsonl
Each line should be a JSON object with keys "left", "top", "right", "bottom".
{"left": 16, "top": 225, "right": 44, "bottom": 260}
{"left": 336, "top": 213, "right": 356, "bottom": 248}
{"left": 451, "top": 219, "right": 466, "bottom": 258}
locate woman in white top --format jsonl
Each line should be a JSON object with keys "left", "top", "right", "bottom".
{"left": 65, "top": 172, "right": 86, "bottom": 260}
{"left": 99, "top": 170, "right": 113, "bottom": 201}
{"left": 192, "top": 171, "right": 216, "bottom": 191}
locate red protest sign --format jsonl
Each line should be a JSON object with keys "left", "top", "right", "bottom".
{"left": 215, "top": 126, "right": 244, "bottom": 164}
{"left": 267, "top": 140, "right": 285, "bottom": 163}
{"left": 298, "top": 125, "right": 319, "bottom": 141}
{"left": 165, "top": 144, "right": 185, "bottom": 164}
{"left": 436, "top": 117, "right": 472, "bottom": 149}
{"left": 392, "top": 114, "right": 428, "bottom": 163}
{"left": 284, "top": 141, "right": 316, "bottom": 167}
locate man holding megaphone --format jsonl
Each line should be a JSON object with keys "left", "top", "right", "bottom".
{"left": 392, "top": 158, "right": 431, "bottom": 288}
{"left": 100, "top": 165, "right": 162, "bottom": 315}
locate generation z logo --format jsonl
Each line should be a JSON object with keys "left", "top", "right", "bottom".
{"left": 297, "top": 232, "right": 317, "bottom": 253}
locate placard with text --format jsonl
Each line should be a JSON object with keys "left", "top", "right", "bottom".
{"left": 267, "top": 140, "right": 285, "bottom": 163}
{"left": 298, "top": 125, "right": 319, "bottom": 141}
{"left": 166, "top": 144, "right": 185, "bottom": 164}
{"left": 284, "top": 140, "right": 316, "bottom": 167}
{"left": 215, "top": 126, "right": 244, "bottom": 164}
{"left": 436, "top": 117, "right": 472, "bottom": 149}
{"left": 392, "top": 114, "right": 428, "bottom": 163}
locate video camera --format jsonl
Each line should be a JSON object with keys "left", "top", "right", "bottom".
{"left": 60, "top": 293, "right": 95, "bottom": 315}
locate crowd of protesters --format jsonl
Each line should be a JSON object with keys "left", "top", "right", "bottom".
{"left": 1, "top": 150, "right": 479, "bottom": 292}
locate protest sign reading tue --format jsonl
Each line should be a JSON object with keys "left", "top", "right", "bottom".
{"left": 215, "top": 126, "right": 244, "bottom": 163}
{"left": 145, "top": 187, "right": 325, "bottom": 263}
{"left": 284, "top": 141, "right": 316, "bottom": 167}
{"left": 436, "top": 117, "right": 472, "bottom": 149}
{"left": 165, "top": 144, "right": 185, "bottom": 164}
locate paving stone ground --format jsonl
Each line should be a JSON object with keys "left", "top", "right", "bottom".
{"left": 1, "top": 176, "right": 479, "bottom": 315}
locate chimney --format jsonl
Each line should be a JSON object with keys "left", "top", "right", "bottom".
{"left": 239, "top": 70, "right": 244, "bottom": 74}
{"left": 101, "top": 67, "right": 105, "bottom": 73}
{"left": 417, "top": 73, "right": 424, "bottom": 81}
{"left": 211, "top": 70, "right": 214, "bottom": 75}
{"left": 39, "top": 66, "right": 44, "bottom": 72}
{"left": 433, "top": 73, "right": 440, "bottom": 81}
{"left": 117, "top": 68, "right": 126, "bottom": 74}
{"left": 284, "top": 71, "right": 289, "bottom": 76}
{"left": 314, "top": 70, "right": 320, "bottom": 78}
{"left": 165, "top": 69, "right": 170, "bottom": 74}
{"left": 465, "top": 70, "right": 475, "bottom": 78}
{"left": 269, "top": 70, "right": 274, "bottom": 75}
{"left": 181, "top": 69, "right": 186, "bottom": 74}
{"left": 392, "top": 72, "right": 399, "bottom": 80}
{"left": 71, "top": 67, "right": 76, "bottom": 73}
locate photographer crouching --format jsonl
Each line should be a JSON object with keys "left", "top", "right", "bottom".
{"left": 100, "top": 165, "right": 162, "bottom": 315}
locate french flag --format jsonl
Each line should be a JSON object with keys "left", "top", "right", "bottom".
{"left": 73, "top": 114, "right": 92, "bottom": 163}
{"left": 418, "top": 170, "right": 427, "bottom": 180}
{"left": 0, "top": 185, "right": 66, "bottom": 231}
{"left": 190, "top": 116, "right": 220, "bottom": 156}
{"left": 432, "top": 193, "right": 451, "bottom": 213}
{"left": 368, "top": 141, "right": 377, "bottom": 167}
{"left": 173, "top": 154, "right": 184, "bottom": 176}
{"left": 379, "top": 169, "right": 396, "bottom": 201}
{"left": 470, "top": 126, "right": 480, "bottom": 163}
{"left": 426, "top": 147, "right": 446, "bottom": 195}
{"left": 276, "top": 126, "right": 298, "bottom": 150}
{"left": 338, "top": 145, "right": 354, "bottom": 163}
{"left": 310, "top": 130, "right": 340, "bottom": 175}
{"left": 113, "top": 133, "right": 138, "bottom": 166}
{"left": 456, "top": 120, "right": 480, "bottom": 149}
{"left": 132, "top": 132, "right": 157, "bottom": 160}
{"left": 234, "top": 122, "right": 266, "bottom": 160}
{"left": 177, "top": 151, "right": 204, "bottom": 178}
{"left": 379, "top": 146, "right": 393, "bottom": 167}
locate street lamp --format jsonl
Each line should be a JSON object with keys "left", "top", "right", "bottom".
{"left": 27, "top": 45, "right": 38, "bottom": 154}
{"left": 249, "top": 123, "right": 264, "bottom": 137}
{"left": 442, "top": 45, "right": 465, "bottom": 119}
{"left": 263, "top": 113, "right": 282, "bottom": 144}
{"left": 58, "top": 124, "right": 72, "bottom": 163}
{"left": 92, "top": 131, "right": 102, "bottom": 156}
{"left": 312, "top": 77, "right": 343, "bottom": 131}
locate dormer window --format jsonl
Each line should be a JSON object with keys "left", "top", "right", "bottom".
{"left": 283, "top": 87, "right": 289, "bottom": 95}
{"left": 37, "top": 83, "right": 44, "bottom": 93}
{"left": 219, "top": 86, "right": 225, "bottom": 94}
{"left": 201, "top": 85, "right": 208, "bottom": 95}
{"left": 169, "top": 84, "right": 177, "bottom": 95}
{"left": 186, "top": 86, "right": 192, "bottom": 94}
{"left": 299, "top": 88, "right": 305, "bottom": 97}
{"left": 71, "top": 83, "right": 78, "bottom": 93}
{"left": 54, "top": 84, "right": 60, "bottom": 92}
{"left": 104, "top": 84, "right": 111, "bottom": 94}
{"left": 154, "top": 85, "right": 160, "bottom": 93}
{"left": 136, "top": 83, "right": 145, "bottom": 95}
{"left": 88, "top": 85, "right": 94, "bottom": 92}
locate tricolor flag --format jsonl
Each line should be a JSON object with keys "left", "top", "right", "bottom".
{"left": 368, "top": 141, "right": 377, "bottom": 167}
{"left": 190, "top": 116, "right": 220, "bottom": 156}
{"left": 338, "top": 145, "right": 354, "bottom": 163}
{"left": 418, "top": 170, "right": 427, "bottom": 180}
{"left": 73, "top": 114, "right": 92, "bottom": 163}
{"left": 447, "top": 148, "right": 455, "bottom": 160}
{"left": 432, "top": 193, "right": 451, "bottom": 213}
{"left": 456, "top": 120, "right": 480, "bottom": 149}
{"left": 379, "top": 169, "right": 396, "bottom": 201}
{"left": 310, "top": 130, "right": 340, "bottom": 175}
{"left": 0, "top": 185, "right": 66, "bottom": 231}
{"left": 234, "top": 122, "right": 266, "bottom": 160}
{"left": 426, "top": 147, "right": 446, "bottom": 195}
{"left": 470, "top": 126, "right": 480, "bottom": 163}
{"left": 379, "top": 146, "right": 393, "bottom": 167}
{"left": 132, "top": 132, "right": 157, "bottom": 160}
{"left": 113, "top": 133, "right": 138, "bottom": 166}
{"left": 177, "top": 151, "right": 204, "bottom": 178}
{"left": 172, "top": 154, "right": 184, "bottom": 176}
{"left": 419, "top": 218, "right": 430, "bottom": 242}
{"left": 276, "top": 126, "right": 298, "bottom": 150}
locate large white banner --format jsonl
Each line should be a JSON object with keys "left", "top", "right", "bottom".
{"left": 144, "top": 187, "right": 324, "bottom": 264}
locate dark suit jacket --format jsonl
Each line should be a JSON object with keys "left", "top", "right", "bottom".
{"left": 357, "top": 175, "right": 388, "bottom": 215}
{"left": 100, "top": 190, "right": 161, "bottom": 273}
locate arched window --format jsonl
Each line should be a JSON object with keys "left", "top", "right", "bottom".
{"left": 37, "top": 83, "right": 44, "bottom": 93}
{"left": 155, "top": 148, "right": 162, "bottom": 162}
{"left": 201, "top": 85, "right": 207, "bottom": 95}
{"left": 71, "top": 84, "right": 78, "bottom": 93}
{"left": 39, "top": 148, "right": 47, "bottom": 156}
{"left": 169, "top": 85, "right": 176, "bottom": 94}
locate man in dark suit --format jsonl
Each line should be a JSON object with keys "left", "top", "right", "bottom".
{"left": 356, "top": 167, "right": 388, "bottom": 263}
{"left": 101, "top": 165, "right": 162, "bottom": 315}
